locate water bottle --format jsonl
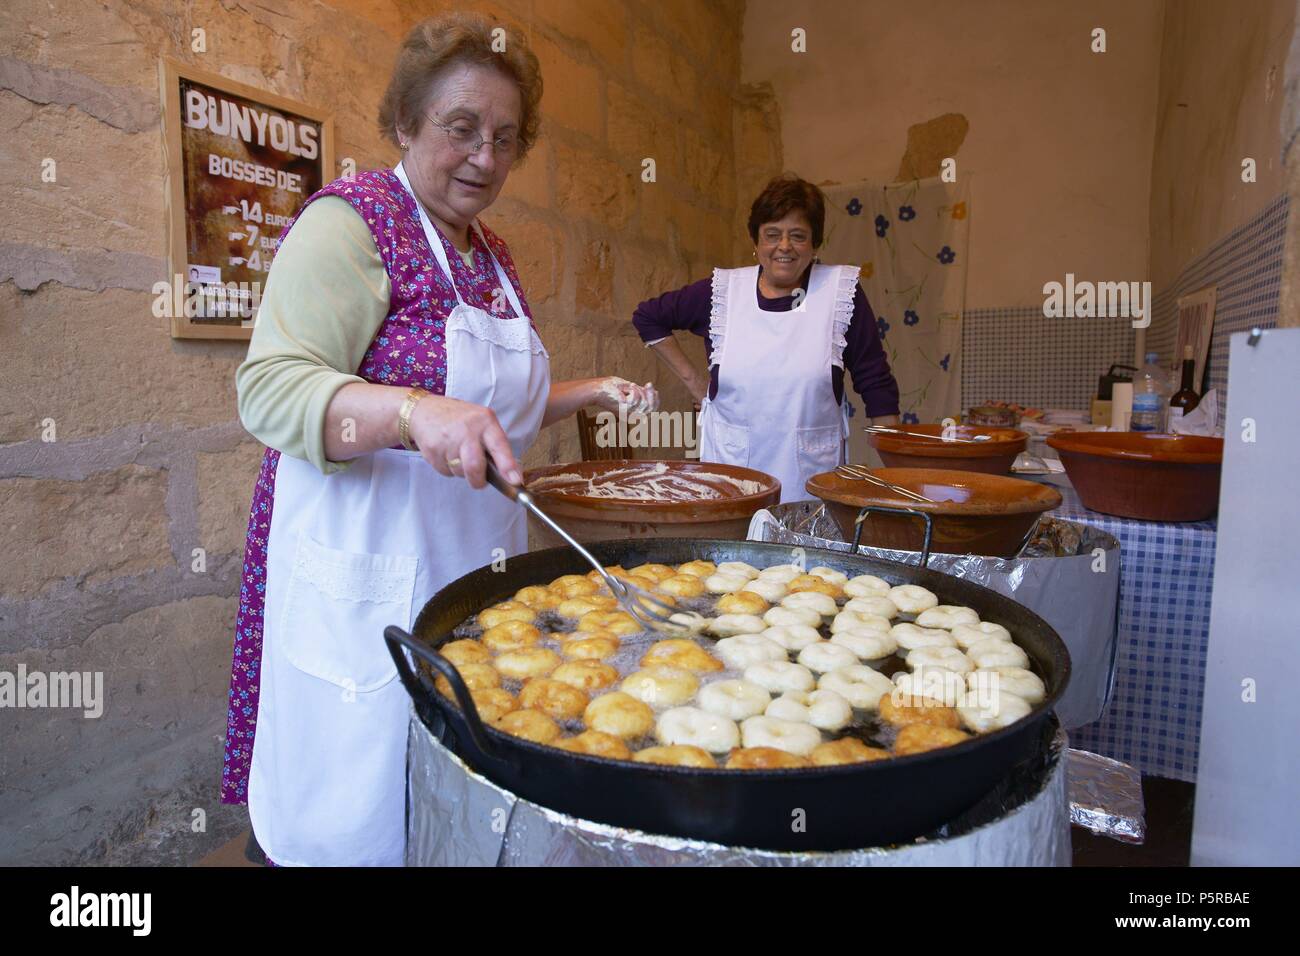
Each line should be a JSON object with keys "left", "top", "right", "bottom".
{"left": 1131, "top": 351, "right": 1168, "bottom": 432}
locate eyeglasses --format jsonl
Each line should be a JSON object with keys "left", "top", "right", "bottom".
{"left": 425, "top": 113, "right": 519, "bottom": 158}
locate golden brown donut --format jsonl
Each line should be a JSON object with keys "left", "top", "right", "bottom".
{"left": 439, "top": 638, "right": 492, "bottom": 667}
{"left": 725, "top": 747, "right": 812, "bottom": 770}
{"left": 550, "top": 574, "right": 600, "bottom": 598}
{"left": 493, "top": 708, "right": 561, "bottom": 743}
{"left": 717, "top": 590, "right": 770, "bottom": 615}
{"left": 513, "top": 585, "right": 562, "bottom": 611}
{"left": 633, "top": 744, "right": 717, "bottom": 768}
{"left": 587, "top": 565, "right": 631, "bottom": 582}
{"left": 552, "top": 731, "right": 632, "bottom": 760}
{"left": 810, "top": 738, "right": 891, "bottom": 766}
{"left": 584, "top": 691, "right": 655, "bottom": 738}
{"left": 878, "top": 692, "right": 962, "bottom": 729}
{"left": 469, "top": 687, "right": 517, "bottom": 723}
{"left": 480, "top": 620, "right": 543, "bottom": 653}
{"left": 556, "top": 594, "right": 619, "bottom": 618}
{"left": 786, "top": 575, "right": 845, "bottom": 600}
{"left": 657, "top": 573, "right": 708, "bottom": 598}
{"left": 893, "top": 723, "right": 971, "bottom": 756}
{"left": 478, "top": 600, "right": 536, "bottom": 629}
{"left": 578, "top": 610, "right": 641, "bottom": 636}
{"left": 434, "top": 662, "right": 499, "bottom": 697}
{"left": 627, "top": 563, "right": 676, "bottom": 583}
{"left": 674, "top": 560, "right": 717, "bottom": 579}
{"left": 640, "top": 638, "right": 724, "bottom": 673}
{"left": 552, "top": 660, "right": 620, "bottom": 691}
{"left": 559, "top": 634, "right": 620, "bottom": 660}
{"left": 495, "top": 648, "right": 561, "bottom": 680}
{"left": 518, "top": 677, "right": 589, "bottom": 719}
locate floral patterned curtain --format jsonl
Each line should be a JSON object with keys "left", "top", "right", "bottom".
{"left": 822, "top": 177, "right": 969, "bottom": 449}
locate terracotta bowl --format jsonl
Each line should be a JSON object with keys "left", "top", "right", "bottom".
{"left": 1045, "top": 432, "right": 1223, "bottom": 522}
{"left": 868, "top": 423, "right": 1029, "bottom": 474}
{"left": 806, "top": 468, "right": 1062, "bottom": 558}
{"left": 522, "top": 459, "right": 781, "bottom": 546}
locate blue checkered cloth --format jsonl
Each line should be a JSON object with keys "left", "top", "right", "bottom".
{"left": 1041, "top": 478, "right": 1216, "bottom": 782}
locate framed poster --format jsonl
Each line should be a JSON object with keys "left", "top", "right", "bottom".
{"left": 160, "top": 59, "right": 334, "bottom": 339}
{"left": 1175, "top": 285, "right": 1216, "bottom": 393}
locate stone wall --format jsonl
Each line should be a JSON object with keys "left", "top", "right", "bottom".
{"left": 0, "top": 0, "right": 768, "bottom": 863}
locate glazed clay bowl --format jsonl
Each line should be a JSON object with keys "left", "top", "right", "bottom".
{"left": 806, "top": 467, "right": 1062, "bottom": 557}
{"left": 867, "top": 423, "right": 1029, "bottom": 475}
{"left": 523, "top": 459, "right": 781, "bottom": 545}
{"left": 1046, "top": 432, "right": 1223, "bottom": 522}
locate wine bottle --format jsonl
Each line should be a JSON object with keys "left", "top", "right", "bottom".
{"left": 1168, "top": 345, "right": 1200, "bottom": 424}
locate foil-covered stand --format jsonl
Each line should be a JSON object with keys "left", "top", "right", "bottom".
{"left": 406, "top": 711, "right": 1072, "bottom": 867}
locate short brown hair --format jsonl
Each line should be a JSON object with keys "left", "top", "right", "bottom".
{"left": 747, "top": 175, "right": 827, "bottom": 247}
{"left": 378, "top": 12, "right": 543, "bottom": 160}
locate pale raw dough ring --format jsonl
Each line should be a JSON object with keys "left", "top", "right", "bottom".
{"left": 969, "top": 666, "right": 1046, "bottom": 704}
{"left": 656, "top": 706, "right": 740, "bottom": 753}
{"left": 705, "top": 572, "right": 749, "bottom": 594}
{"left": 893, "top": 668, "right": 967, "bottom": 707}
{"left": 707, "top": 613, "right": 768, "bottom": 637}
{"left": 744, "top": 660, "right": 816, "bottom": 694}
{"left": 892, "top": 622, "right": 958, "bottom": 651}
{"left": 714, "top": 633, "right": 787, "bottom": 670}
{"left": 906, "top": 645, "right": 974, "bottom": 675}
{"left": 780, "top": 590, "right": 839, "bottom": 617}
{"left": 830, "top": 627, "right": 898, "bottom": 661}
{"left": 765, "top": 689, "right": 852, "bottom": 731}
{"left": 818, "top": 664, "right": 895, "bottom": 710}
{"left": 756, "top": 563, "right": 803, "bottom": 584}
{"left": 843, "top": 595, "right": 899, "bottom": 620}
{"left": 763, "top": 605, "right": 822, "bottom": 629}
{"left": 741, "top": 578, "right": 789, "bottom": 603}
{"left": 808, "top": 566, "right": 849, "bottom": 587}
{"left": 740, "top": 715, "right": 822, "bottom": 756}
{"left": 916, "top": 605, "right": 980, "bottom": 630}
{"left": 844, "top": 574, "right": 891, "bottom": 598}
{"left": 951, "top": 622, "right": 1013, "bottom": 648}
{"left": 665, "top": 611, "right": 708, "bottom": 635}
{"left": 966, "top": 638, "right": 1030, "bottom": 669}
{"left": 830, "top": 610, "right": 892, "bottom": 634}
{"left": 715, "top": 561, "right": 761, "bottom": 580}
{"left": 620, "top": 666, "right": 699, "bottom": 707}
{"left": 887, "top": 584, "right": 939, "bottom": 614}
{"left": 958, "top": 690, "right": 1032, "bottom": 733}
{"left": 698, "top": 679, "right": 771, "bottom": 720}
{"left": 797, "top": 641, "right": 860, "bottom": 673}
{"left": 760, "top": 624, "right": 823, "bottom": 653}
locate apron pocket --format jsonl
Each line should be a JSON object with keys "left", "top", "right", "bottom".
{"left": 796, "top": 422, "right": 844, "bottom": 472}
{"left": 709, "top": 413, "right": 751, "bottom": 467}
{"left": 279, "top": 534, "right": 418, "bottom": 693}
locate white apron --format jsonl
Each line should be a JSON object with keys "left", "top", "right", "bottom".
{"left": 248, "top": 163, "right": 550, "bottom": 867}
{"left": 698, "top": 264, "right": 857, "bottom": 504}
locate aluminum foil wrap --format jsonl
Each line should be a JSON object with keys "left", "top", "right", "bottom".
{"left": 406, "top": 710, "right": 1072, "bottom": 867}
{"left": 747, "top": 502, "right": 1119, "bottom": 729}
{"left": 1067, "top": 748, "right": 1146, "bottom": 843}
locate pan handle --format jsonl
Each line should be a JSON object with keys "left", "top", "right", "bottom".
{"left": 384, "top": 625, "right": 515, "bottom": 773}
{"left": 852, "top": 505, "right": 934, "bottom": 568}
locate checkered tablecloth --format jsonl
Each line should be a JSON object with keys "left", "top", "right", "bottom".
{"left": 1036, "top": 476, "right": 1216, "bottom": 782}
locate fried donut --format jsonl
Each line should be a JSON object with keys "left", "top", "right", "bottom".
{"left": 656, "top": 706, "right": 740, "bottom": 753}
{"left": 675, "top": 560, "right": 717, "bottom": 579}
{"left": 584, "top": 691, "right": 655, "bottom": 738}
{"left": 786, "top": 575, "right": 843, "bottom": 599}
{"left": 716, "top": 561, "right": 760, "bottom": 580}
{"left": 480, "top": 621, "right": 543, "bottom": 653}
{"left": 744, "top": 660, "right": 817, "bottom": 694}
{"left": 958, "top": 690, "right": 1032, "bottom": 733}
{"left": 887, "top": 584, "right": 939, "bottom": 614}
{"left": 966, "top": 638, "right": 1030, "bottom": 669}
{"left": 741, "top": 578, "right": 789, "bottom": 603}
{"left": 495, "top": 647, "right": 561, "bottom": 680}
{"left": 551, "top": 575, "right": 600, "bottom": 599}
{"left": 761, "top": 624, "right": 823, "bottom": 653}
{"left": 553, "top": 731, "right": 632, "bottom": 760}
{"left": 878, "top": 691, "right": 961, "bottom": 729}
{"left": 519, "top": 677, "right": 589, "bottom": 719}
{"left": 969, "top": 666, "right": 1046, "bottom": 704}
{"left": 891, "top": 622, "right": 958, "bottom": 651}
{"left": 763, "top": 605, "right": 822, "bottom": 629}
{"left": 627, "top": 562, "right": 677, "bottom": 583}
{"left": 698, "top": 679, "right": 771, "bottom": 720}
{"left": 831, "top": 610, "right": 892, "bottom": 634}
{"left": 717, "top": 590, "right": 770, "bottom": 615}
{"left": 707, "top": 613, "right": 768, "bottom": 637}
{"left": 797, "top": 641, "right": 859, "bottom": 673}
{"left": 808, "top": 566, "right": 849, "bottom": 587}
{"left": 780, "top": 590, "right": 839, "bottom": 618}
{"left": 552, "top": 660, "right": 620, "bottom": 691}
{"left": 478, "top": 601, "right": 536, "bottom": 629}
{"left": 906, "top": 645, "right": 974, "bottom": 676}
{"left": 641, "top": 639, "right": 724, "bottom": 673}
{"left": 434, "top": 662, "right": 499, "bottom": 697}
{"left": 818, "top": 664, "right": 895, "bottom": 709}
{"left": 621, "top": 666, "right": 700, "bottom": 707}
{"left": 469, "top": 687, "right": 517, "bottom": 723}
{"left": 894, "top": 724, "right": 971, "bottom": 756}
{"left": 740, "top": 715, "right": 822, "bottom": 756}
{"left": 557, "top": 594, "right": 619, "bottom": 618}
{"left": 812, "top": 738, "right": 890, "bottom": 766}
{"left": 440, "top": 638, "right": 493, "bottom": 666}
{"left": 830, "top": 627, "right": 898, "bottom": 661}
{"left": 587, "top": 565, "right": 630, "bottom": 582}
{"left": 951, "top": 621, "right": 1013, "bottom": 648}
{"left": 893, "top": 668, "right": 967, "bottom": 707}
{"left": 843, "top": 595, "right": 900, "bottom": 619}
{"left": 658, "top": 573, "right": 707, "bottom": 599}
{"left": 633, "top": 744, "right": 716, "bottom": 768}
{"left": 844, "top": 574, "right": 891, "bottom": 598}
{"left": 756, "top": 563, "right": 803, "bottom": 583}
{"left": 704, "top": 572, "right": 749, "bottom": 594}
{"left": 726, "top": 747, "right": 812, "bottom": 769}
{"left": 577, "top": 610, "right": 641, "bottom": 637}
{"left": 513, "top": 585, "right": 562, "bottom": 611}
{"left": 765, "top": 689, "right": 852, "bottom": 731}
{"left": 714, "top": 633, "right": 788, "bottom": 669}
{"left": 916, "top": 605, "right": 980, "bottom": 630}
{"left": 559, "top": 633, "right": 620, "bottom": 660}
{"left": 493, "top": 708, "right": 562, "bottom": 743}
{"left": 665, "top": 611, "right": 709, "bottom": 635}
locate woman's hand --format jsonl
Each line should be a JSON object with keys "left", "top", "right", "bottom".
{"left": 408, "top": 394, "right": 522, "bottom": 489}
{"left": 593, "top": 377, "right": 660, "bottom": 414}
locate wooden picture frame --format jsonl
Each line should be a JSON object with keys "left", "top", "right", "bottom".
{"left": 1175, "top": 285, "right": 1217, "bottom": 393}
{"left": 159, "top": 58, "right": 334, "bottom": 340}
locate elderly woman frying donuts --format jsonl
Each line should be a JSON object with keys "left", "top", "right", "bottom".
{"left": 220, "top": 13, "right": 655, "bottom": 867}
{"left": 633, "top": 175, "right": 899, "bottom": 503}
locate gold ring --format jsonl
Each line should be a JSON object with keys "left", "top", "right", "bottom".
{"left": 446, "top": 457, "right": 462, "bottom": 469}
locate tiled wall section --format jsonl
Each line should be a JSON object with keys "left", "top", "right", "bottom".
{"left": 1147, "top": 194, "right": 1290, "bottom": 406}
{"left": 961, "top": 308, "right": 1136, "bottom": 411}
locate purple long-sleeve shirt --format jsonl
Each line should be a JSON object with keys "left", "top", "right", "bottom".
{"left": 632, "top": 267, "right": 901, "bottom": 418}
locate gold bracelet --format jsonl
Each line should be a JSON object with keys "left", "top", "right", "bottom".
{"left": 397, "top": 387, "right": 429, "bottom": 451}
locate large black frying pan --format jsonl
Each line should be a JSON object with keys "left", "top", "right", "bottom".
{"left": 385, "top": 535, "right": 1070, "bottom": 852}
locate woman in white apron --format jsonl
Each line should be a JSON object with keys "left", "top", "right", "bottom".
{"left": 632, "top": 176, "right": 901, "bottom": 502}
{"left": 222, "top": 14, "right": 656, "bottom": 866}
